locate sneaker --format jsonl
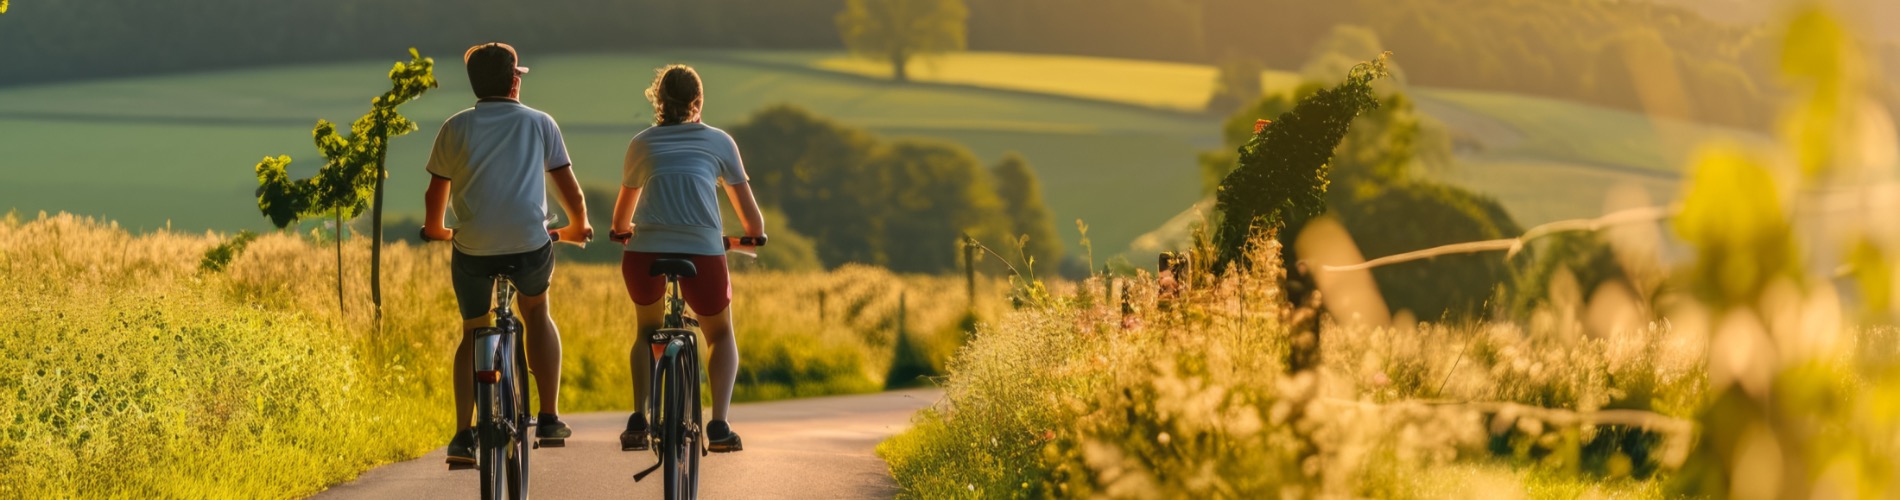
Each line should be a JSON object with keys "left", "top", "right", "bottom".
{"left": 445, "top": 430, "right": 476, "bottom": 469}
{"left": 536, "top": 413, "right": 571, "bottom": 447}
{"left": 619, "top": 413, "right": 650, "bottom": 451}
{"left": 706, "top": 420, "right": 743, "bottom": 453}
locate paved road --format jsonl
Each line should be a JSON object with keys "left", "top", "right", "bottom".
{"left": 314, "top": 388, "right": 941, "bottom": 500}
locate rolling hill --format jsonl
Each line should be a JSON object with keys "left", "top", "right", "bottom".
{"left": 0, "top": 49, "right": 1774, "bottom": 264}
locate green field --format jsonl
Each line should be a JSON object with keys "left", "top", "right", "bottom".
{"left": 0, "top": 49, "right": 1768, "bottom": 261}
{"left": 0, "top": 50, "right": 1216, "bottom": 257}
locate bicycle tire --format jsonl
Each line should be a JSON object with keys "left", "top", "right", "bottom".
{"left": 685, "top": 350, "right": 702, "bottom": 499}
{"left": 477, "top": 379, "right": 505, "bottom": 500}
{"left": 661, "top": 352, "right": 689, "bottom": 499}
{"left": 506, "top": 336, "right": 531, "bottom": 500}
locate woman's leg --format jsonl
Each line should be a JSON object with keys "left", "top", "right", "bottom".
{"left": 696, "top": 309, "right": 739, "bottom": 421}
{"left": 620, "top": 252, "right": 666, "bottom": 411}
{"left": 681, "top": 254, "right": 737, "bottom": 421}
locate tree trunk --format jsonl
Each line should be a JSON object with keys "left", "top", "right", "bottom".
{"left": 336, "top": 211, "right": 347, "bottom": 318}
{"left": 371, "top": 138, "right": 386, "bottom": 325}
{"left": 890, "top": 52, "right": 908, "bottom": 82}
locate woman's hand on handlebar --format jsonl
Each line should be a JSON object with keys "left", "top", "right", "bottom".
{"left": 723, "top": 234, "right": 767, "bottom": 255}
{"left": 608, "top": 225, "right": 634, "bottom": 245}
{"left": 420, "top": 226, "right": 454, "bottom": 242}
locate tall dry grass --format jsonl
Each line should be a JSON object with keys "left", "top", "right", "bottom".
{"left": 0, "top": 211, "right": 1001, "bottom": 497}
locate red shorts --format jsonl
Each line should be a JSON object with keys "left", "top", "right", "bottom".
{"left": 621, "top": 252, "right": 731, "bottom": 315}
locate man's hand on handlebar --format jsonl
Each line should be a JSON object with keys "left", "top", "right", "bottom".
{"left": 420, "top": 226, "right": 454, "bottom": 242}
{"left": 551, "top": 222, "right": 595, "bottom": 248}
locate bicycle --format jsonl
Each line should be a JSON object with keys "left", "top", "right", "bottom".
{"left": 623, "top": 234, "right": 764, "bottom": 499}
{"left": 423, "top": 228, "right": 579, "bottom": 500}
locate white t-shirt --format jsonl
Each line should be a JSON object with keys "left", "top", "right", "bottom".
{"left": 425, "top": 100, "right": 572, "bottom": 256}
{"left": 622, "top": 123, "right": 749, "bottom": 255}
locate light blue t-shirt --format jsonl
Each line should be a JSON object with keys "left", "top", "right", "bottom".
{"left": 621, "top": 123, "right": 749, "bottom": 255}
{"left": 425, "top": 100, "right": 572, "bottom": 256}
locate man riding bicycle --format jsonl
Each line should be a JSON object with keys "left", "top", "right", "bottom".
{"left": 420, "top": 42, "right": 593, "bottom": 468}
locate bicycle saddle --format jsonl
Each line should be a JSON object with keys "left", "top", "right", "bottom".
{"left": 649, "top": 258, "right": 698, "bottom": 278}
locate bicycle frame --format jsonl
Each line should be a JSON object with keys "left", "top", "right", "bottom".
{"left": 472, "top": 276, "right": 533, "bottom": 500}
{"left": 633, "top": 269, "right": 704, "bottom": 499}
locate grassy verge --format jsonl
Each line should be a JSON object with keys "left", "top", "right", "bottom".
{"left": 0, "top": 213, "right": 999, "bottom": 497}
{"left": 878, "top": 239, "right": 1718, "bottom": 498}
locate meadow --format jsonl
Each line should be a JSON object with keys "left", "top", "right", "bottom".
{"left": 0, "top": 50, "right": 1765, "bottom": 259}
{"left": 0, "top": 212, "right": 1002, "bottom": 497}
{"left": 876, "top": 12, "right": 1900, "bottom": 496}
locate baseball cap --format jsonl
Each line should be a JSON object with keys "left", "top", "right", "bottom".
{"left": 464, "top": 42, "right": 530, "bottom": 78}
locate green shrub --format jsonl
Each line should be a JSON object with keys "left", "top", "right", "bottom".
{"left": 1330, "top": 178, "right": 1521, "bottom": 320}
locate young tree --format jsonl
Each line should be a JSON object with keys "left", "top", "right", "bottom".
{"left": 1213, "top": 53, "right": 1389, "bottom": 274}
{"left": 255, "top": 48, "right": 437, "bottom": 318}
{"left": 990, "top": 153, "right": 1062, "bottom": 277}
{"left": 835, "top": 0, "right": 967, "bottom": 81}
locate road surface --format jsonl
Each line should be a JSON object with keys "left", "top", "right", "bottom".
{"left": 314, "top": 388, "right": 941, "bottom": 499}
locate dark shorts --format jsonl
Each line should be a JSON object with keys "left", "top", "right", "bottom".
{"left": 621, "top": 252, "right": 730, "bottom": 316}
{"left": 451, "top": 242, "right": 555, "bottom": 320}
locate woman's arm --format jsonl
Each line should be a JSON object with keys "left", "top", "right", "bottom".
{"left": 724, "top": 182, "right": 766, "bottom": 238}
{"left": 610, "top": 185, "right": 641, "bottom": 243}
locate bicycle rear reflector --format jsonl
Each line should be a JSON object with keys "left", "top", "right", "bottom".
{"left": 476, "top": 370, "right": 501, "bottom": 383}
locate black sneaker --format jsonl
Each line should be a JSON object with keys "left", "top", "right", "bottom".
{"left": 706, "top": 420, "right": 742, "bottom": 453}
{"left": 446, "top": 430, "right": 476, "bottom": 469}
{"left": 619, "top": 413, "right": 650, "bottom": 451}
{"left": 536, "top": 413, "right": 571, "bottom": 447}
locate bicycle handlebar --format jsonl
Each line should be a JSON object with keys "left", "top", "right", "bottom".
{"left": 418, "top": 227, "right": 592, "bottom": 245}
{"left": 603, "top": 231, "right": 767, "bottom": 251}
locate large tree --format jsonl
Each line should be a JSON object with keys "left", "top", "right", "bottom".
{"left": 835, "top": 0, "right": 967, "bottom": 81}
{"left": 990, "top": 153, "right": 1061, "bottom": 278}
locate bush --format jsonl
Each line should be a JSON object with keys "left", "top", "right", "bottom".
{"left": 1330, "top": 178, "right": 1521, "bottom": 320}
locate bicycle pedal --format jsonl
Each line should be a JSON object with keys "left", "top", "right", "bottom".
{"left": 538, "top": 438, "right": 566, "bottom": 448}
{"left": 447, "top": 462, "right": 476, "bottom": 471}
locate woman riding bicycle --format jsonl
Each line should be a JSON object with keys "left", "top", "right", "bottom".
{"left": 609, "top": 64, "right": 764, "bottom": 453}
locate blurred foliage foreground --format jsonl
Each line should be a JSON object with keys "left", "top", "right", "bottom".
{"left": 0, "top": 213, "right": 1000, "bottom": 497}
{"left": 881, "top": 7, "right": 1900, "bottom": 499}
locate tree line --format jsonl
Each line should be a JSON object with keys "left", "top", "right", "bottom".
{"left": 14, "top": 0, "right": 1891, "bottom": 130}
{"left": 727, "top": 105, "right": 1062, "bottom": 276}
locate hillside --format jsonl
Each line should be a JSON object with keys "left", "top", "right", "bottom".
{"left": 0, "top": 50, "right": 1218, "bottom": 259}
{"left": 0, "top": 49, "right": 1778, "bottom": 263}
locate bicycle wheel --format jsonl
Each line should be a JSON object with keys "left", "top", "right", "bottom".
{"left": 685, "top": 351, "right": 703, "bottom": 499}
{"left": 476, "top": 379, "right": 506, "bottom": 500}
{"left": 506, "top": 337, "right": 531, "bottom": 500}
{"left": 660, "top": 354, "right": 690, "bottom": 499}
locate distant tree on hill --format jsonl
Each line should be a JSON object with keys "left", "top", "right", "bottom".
{"left": 1205, "top": 52, "right": 1264, "bottom": 113}
{"left": 990, "top": 153, "right": 1062, "bottom": 277}
{"left": 836, "top": 0, "right": 968, "bottom": 81}
{"left": 873, "top": 140, "right": 1010, "bottom": 273}
{"left": 728, "top": 105, "right": 1020, "bottom": 272}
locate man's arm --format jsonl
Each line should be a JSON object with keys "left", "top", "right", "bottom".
{"left": 422, "top": 175, "right": 453, "bottom": 241}
{"left": 548, "top": 165, "right": 593, "bottom": 244}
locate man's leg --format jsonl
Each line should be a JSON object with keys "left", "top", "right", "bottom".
{"left": 453, "top": 316, "right": 490, "bottom": 432}
{"left": 518, "top": 293, "right": 562, "bottom": 416}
